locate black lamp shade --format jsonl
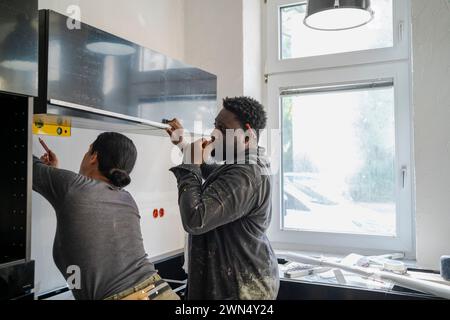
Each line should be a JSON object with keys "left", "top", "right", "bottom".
{"left": 304, "top": 0, "right": 374, "bottom": 31}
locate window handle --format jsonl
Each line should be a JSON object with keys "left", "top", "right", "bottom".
{"left": 399, "top": 21, "right": 405, "bottom": 43}
{"left": 401, "top": 166, "right": 408, "bottom": 189}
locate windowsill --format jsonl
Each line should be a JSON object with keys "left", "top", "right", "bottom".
{"left": 274, "top": 248, "right": 420, "bottom": 270}
{"left": 274, "top": 248, "right": 448, "bottom": 300}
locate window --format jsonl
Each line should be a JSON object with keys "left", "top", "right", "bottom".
{"left": 266, "top": 0, "right": 410, "bottom": 73}
{"left": 280, "top": 0, "right": 394, "bottom": 59}
{"left": 265, "top": 0, "right": 414, "bottom": 256}
{"left": 282, "top": 83, "right": 396, "bottom": 236}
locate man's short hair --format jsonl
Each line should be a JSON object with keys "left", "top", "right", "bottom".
{"left": 223, "top": 97, "right": 268, "bottom": 136}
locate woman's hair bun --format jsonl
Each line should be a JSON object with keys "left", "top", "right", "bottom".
{"left": 108, "top": 169, "right": 131, "bottom": 188}
{"left": 91, "top": 132, "right": 137, "bottom": 188}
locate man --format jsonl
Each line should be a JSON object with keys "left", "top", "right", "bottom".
{"left": 166, "top": 97, "right": 280, "bottom": 300}
{"left": 33, "top": 132, "right": 179, "bottom": 300}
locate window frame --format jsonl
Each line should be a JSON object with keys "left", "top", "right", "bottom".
{"left": 265, "top": 0, "right": 415, "bottom": 257}
{"left": 266, "top": 0, "right": 411, "bottom": 74}
{"left": 266, "top": 60, "right": 415, "bottom": 257}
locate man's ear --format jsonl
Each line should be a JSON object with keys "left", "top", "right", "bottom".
{"left": 244, "top": 124, "right": 257, "bottom": 147}
{"left": 245, "top": 124, "right": 257, "bottom": 141}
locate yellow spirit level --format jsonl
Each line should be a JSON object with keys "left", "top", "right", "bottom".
{"left": 32, "top": 115, "right": 71, "bottom": 137}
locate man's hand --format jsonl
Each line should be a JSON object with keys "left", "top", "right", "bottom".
{"left": 165, "top": 118, "right": 185, "bottom": 146}
{"left": 186, "top": 138, "right": 213, "bottom": 165}
{"left": 40, "top": 150, "right": 59, "bottom": 168}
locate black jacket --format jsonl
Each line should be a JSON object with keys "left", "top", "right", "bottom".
{"left": 170, "top": 150, "right": 279, "bottom": 300}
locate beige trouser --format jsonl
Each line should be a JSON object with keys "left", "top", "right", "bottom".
{"left": 121, "top": 283, "right": 180, "bottom": 300}
{"left": 105, "top": 274, "right": 181, "bottom": 301}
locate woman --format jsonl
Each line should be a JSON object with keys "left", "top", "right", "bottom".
{"left": 33, "top": 132, "right": 179, "bottom": 300}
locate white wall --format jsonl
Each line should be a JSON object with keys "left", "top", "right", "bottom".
{"left": 184, "top": 0, "right": 263, "bottom": 102}
{"left": 412, "top": 0, "right": 450, "bottom": 270}
{"left": 33, "top": 0, "right": 187, "bottom": 296}
{"left": 243, "top": 0, "right": 263, "bottom": 101}
{"left": 184, "top": 0, "right": 244, "bottom": 102}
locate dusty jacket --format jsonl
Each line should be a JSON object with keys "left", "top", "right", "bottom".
{"left": 170, "top": 149, "right": 279, "bottom": 300}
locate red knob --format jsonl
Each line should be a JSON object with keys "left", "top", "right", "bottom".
{"left": 153, "top": 209, "right": 159, "bottom": 219}
{"left": 159, "top": 208, "right": 165, "bottom": 218}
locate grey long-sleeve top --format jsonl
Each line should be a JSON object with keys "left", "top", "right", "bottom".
{"left": 170, "top": 151, "right": 280, "bottom": 300}
{"left": 32, "top": 157, "right": 156, "bottom": 300}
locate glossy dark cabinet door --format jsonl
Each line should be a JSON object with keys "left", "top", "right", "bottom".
{"left": 0, "top": 0, "right": 38, "bottom": 97}
{"left": 38, "top": 10, "right": 217, "bottom": 134}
